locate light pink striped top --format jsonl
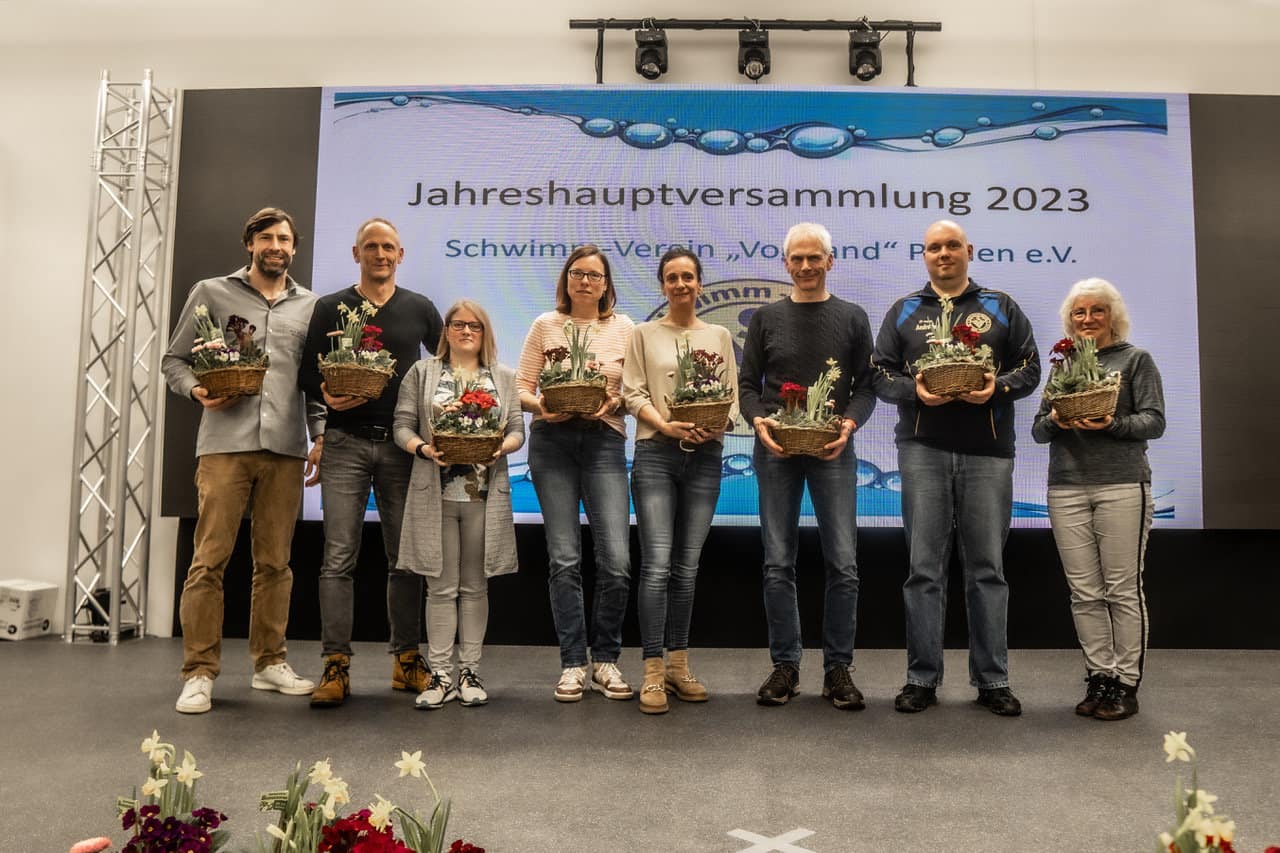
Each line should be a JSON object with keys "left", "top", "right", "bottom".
{"left": 516, "top": 311, "right": 635, "bottom": 436}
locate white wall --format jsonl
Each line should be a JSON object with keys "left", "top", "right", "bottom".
{"left": 3, "top": 0, "right": 1279, "bottom": 637}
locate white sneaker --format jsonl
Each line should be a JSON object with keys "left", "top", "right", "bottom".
{"left": 554, "top": 665, "right": 588, "bottom": 702}
{"left": 251, "top": 662, "right": 315, "bottom": 695}
{"left": 176, "top": 675, "right": 213, "bottom": 714}
{"left": 457, "top": 668, "right": 488, "bottom": 706}
{"left": 591, "top": 661, "right": 634, "bottom": 700}
{"left": 415, "top": 672, "right": 457, "bottom": 709}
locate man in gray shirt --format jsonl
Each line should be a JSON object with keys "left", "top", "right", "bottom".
{"left": 162, "top": 207, "right": 320, "bottom": 714}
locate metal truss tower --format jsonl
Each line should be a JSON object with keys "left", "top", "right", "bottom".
{"left": 65, "top": 70, "right": 178, "bottom": 643}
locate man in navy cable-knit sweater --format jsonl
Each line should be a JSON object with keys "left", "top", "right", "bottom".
{"left": 739, "top": 222, "right": 877, "bottom": 711}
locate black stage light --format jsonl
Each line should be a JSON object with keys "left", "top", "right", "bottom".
{"left": 849, "top": 29, "right": 883, "bottom": 81}
{"left": 738, "top": 29, "right": 770, "bottom": 81}
{"left": 635, "top": 28, "right": 668, "bottom": 80}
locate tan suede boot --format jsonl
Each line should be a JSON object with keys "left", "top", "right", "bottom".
{"left": 664, "top": 649, "right": 708, "bottom": 702}
{"left": 310, "top": 654, "right": 350, "bottom": 708}
{"left": 639, "top": 657, "right": 669, "bottom": 715}
{"left": 392, "top": 650, "right": 431, "bottom": 693}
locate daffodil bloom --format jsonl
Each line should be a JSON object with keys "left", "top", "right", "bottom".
{"left": 320, "top": 794, "right": 337, "bottom": 821}
{"left": 140, "top": 730, "right": 170, "bottom": 764}
{"left": 140, "top": 777, "right": 168, "bottom": 797}
{"left": 1162, "top": 731, "right": 1195, "bottom": 763}
{"left": 323, "top": 777, "right": 350, "bottom": 805}
{"left": 367, "top": 794, "right": 395, "bottom": 830}
{"left": 176, "top": 752, "right": 203, "bottom": 787}
{"left": 395, "top": 750, "right": 426, "bottom": 779}
{"left": 1187, "top": 788, "right": 1218, "bottom": 814}
{"left": 308, "top": 758, "right": 333, "bottom": 784}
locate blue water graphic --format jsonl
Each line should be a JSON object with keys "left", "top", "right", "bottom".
{"left": 330, "top": 88, "right": 1169, "bottom": 161}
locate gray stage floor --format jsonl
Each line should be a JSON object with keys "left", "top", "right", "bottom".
{"left": 3, "top": 639, "right": 1278, "bottom": 852}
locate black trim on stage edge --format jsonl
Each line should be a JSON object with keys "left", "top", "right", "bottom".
{"left": 173, "top": 522, "right": 1280, "bottom": 650}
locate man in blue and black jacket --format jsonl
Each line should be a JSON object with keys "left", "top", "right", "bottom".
{"left": 871, "top": 220, "right": 1040, "bottom": 717}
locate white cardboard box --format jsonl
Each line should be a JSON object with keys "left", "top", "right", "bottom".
{"left": 0, "top": 580, "right": 58, "bottom": 640}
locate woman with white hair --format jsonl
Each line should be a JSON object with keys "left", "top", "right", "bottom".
{"left": 1032, "top": 278, "right": 1165, "bottom": 721}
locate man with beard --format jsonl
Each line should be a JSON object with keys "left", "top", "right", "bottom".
{"left": 163, "top": 207, "right": 320, "bottom": 714}
{"left": 299, "top": 217, "right": 442, "bottom": 708}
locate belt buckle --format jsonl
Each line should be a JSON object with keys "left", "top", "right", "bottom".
{"left": 363, "top": 424, "right": 389, "bottom": 442}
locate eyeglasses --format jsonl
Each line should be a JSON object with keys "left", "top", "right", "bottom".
{"left": 567, "top": 269, "right": 606, "bottom": 284}
{"left": 448, "top": 320, "right": 484, "bottom": 332}
{"left": 1070, "top": 307, "right": 1109, "bottom": 320}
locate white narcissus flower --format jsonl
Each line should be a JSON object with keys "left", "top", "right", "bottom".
{"left": 1194, "top": 815, "right": 1236, "bottom": 848}
{"left": 323, "top": 777, "right": 350, "bottom": 805}
{"left": 140, "top": 777, "right": 168, "bottom": 797}
{"left": 176, "top": 752, "right": 203, "bottom": 787}
{"left": 395, "top": 750, "right": 426, "bottom": 778}
{"left": 1187, "top": 788, "right": 1218, "bottom": 814}
{"left": 265, "top": 824, "right": 288, "bottom": 841}
{"left": 1163, "top": 731, "right": 1195, "bottom": 763}
{"left": 194, "top": 305, "right": 209, "bottom": 317}
{"left": 320, "top": 793, "right": 337, "bottom": 821}
{"left": 367, "top": 795, "right": 395, "bottom": 830}
{"left": 308, "top": 758, "right": 333, "bottom": 784}
{"left": 140, "top": 730, "right": 169, "bottom": 763}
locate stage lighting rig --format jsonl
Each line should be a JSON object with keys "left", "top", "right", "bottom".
{"left": 738, "top": 27, "right": 770, "bottom": 81}
{"left": 849, "top": 28, "right": 882, "bottom": 82}
{"left": 569, "top": 18, "right": 942, "bottom": 86}
{"left": 634, "top": 26, "right": 668, "bottom": 80}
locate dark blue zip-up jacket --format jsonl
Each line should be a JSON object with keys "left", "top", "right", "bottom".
{"left": 871, "top": 280, "right": 1040, "bottom": 457}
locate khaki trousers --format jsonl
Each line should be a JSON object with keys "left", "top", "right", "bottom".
{"left": 180, "top": 451, "right": 303, "bottom": 679}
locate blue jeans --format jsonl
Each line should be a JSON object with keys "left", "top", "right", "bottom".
{"left": 631, "top": 438, "right": 723, "bottom": 659}
{"left": 898, "top": 441, "right": 1014, "bottom": 689}
{"left": 754, "top": 441, "right": 859, "bottom": 671}
{"left": 527, "top": 420, "right": 631, "bottom": 667}
{"left": 317, "top": 428, "right": 423, "bottom": 657}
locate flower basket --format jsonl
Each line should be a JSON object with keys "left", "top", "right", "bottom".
{"left": 194, "top": 365, "right": 266, "bottom": 398}
{"left": 771, "top": 424, "right": 841, "bottom": 456}
{"left": 668, "top": 398, "right": 734, "bottom": 432}
{"left": 1048, "top": 381, "right": 1121, "bottom": 421}
{"left": 920, "top": 361, "right": 987, "bottom": 396}
{"left": 542, "top": 380, "right": 609, "bottom": 415}
{"left": 322, "top": 363, "right": 394, "bottom": 400}
{"left": 432, "top": 432, "right": 502, "bottom": 465}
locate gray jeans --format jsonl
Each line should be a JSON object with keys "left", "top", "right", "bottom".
{"left": 1048, "top": 482, "right": 1153, "bottom": 687}
{"left": 318, "top": 428, "right": 422, "bottom": 657}
{"left": 427, "top": 499, "right": 488, "bottom": 673}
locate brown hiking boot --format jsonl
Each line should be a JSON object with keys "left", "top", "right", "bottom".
{"left": 639, "top": 657, "right": 668, "bottom": 715}
{"left": 664, "top": 649, "right": 708, "bottom": 702}
{"left": 310, "top": 654, "right": 350, "bottom": 708}
{"left": 392, "top": 650, "right": 430, "bottom": 693}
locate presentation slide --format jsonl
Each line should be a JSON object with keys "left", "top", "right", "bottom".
{"left": 306, "top": 85, "right": 1201, "bottom": 527}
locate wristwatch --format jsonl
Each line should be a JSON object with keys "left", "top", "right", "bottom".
{"left": 415, "top": 444, "right": 430, "bottom": 460}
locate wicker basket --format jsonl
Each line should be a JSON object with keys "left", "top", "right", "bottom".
{"left": 542, "top": 381, "right": 609, "bottom": 415}
{"left": 194, "top": 365, "right": 266, "bottom": 398}
{"left": 432, "top": 432, "right": 502, "bottom": 466}
{"left": 1049, "top": 382, "right": 1121, "bottom": 421}
{"left": 321, "top": 364, "right": 394, "bottom": 400}
{"left": 771, "top": 424, "right": 841, "bottom": 457}
{"left": 667, "top": 398, "right": 734, "bottom": 432}
{"left": 920, "top": 361, "right": 987, "bottom": 396}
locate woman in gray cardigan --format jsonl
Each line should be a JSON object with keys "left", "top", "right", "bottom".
{"left": 393, "top": 299, "right": 525, "bottom": 709}
{"left": 1032, "top": 278, "right": 1165, "bottom": 722}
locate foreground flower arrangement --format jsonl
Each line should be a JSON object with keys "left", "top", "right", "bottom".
{"left": 83, "top": 733, "right": 482, "bottom": 853}
{"left": 1155, "top": 731, "right": 1278, "bottom": 853}
{"left": 318, "top": 301, "right": 397, "bottom": 400}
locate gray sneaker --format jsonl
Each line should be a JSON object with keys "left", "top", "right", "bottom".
{"left": 457, "top": 668, "right": 488, "bottom": 706}
{"left": 414, "top": 672, "right": 457, "bottom": 710}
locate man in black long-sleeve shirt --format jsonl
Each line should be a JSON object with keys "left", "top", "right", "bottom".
{"left": 299, "top": 218, "right": 443, "bottom": 707}
{"left": 871, "top": 219, "right": 1040, "bottom": 717}
{"left": 738, "top": 222, "right": 876, "bottom": 711}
